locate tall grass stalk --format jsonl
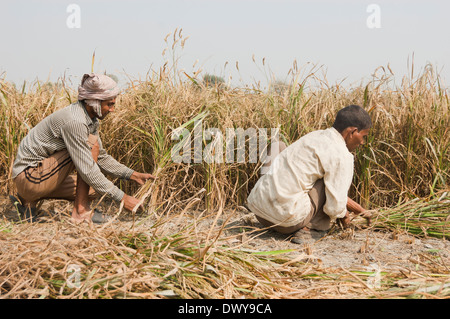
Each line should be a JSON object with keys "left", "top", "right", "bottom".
{"left": 1, "top": 43, "right": 448, "bottom": 214}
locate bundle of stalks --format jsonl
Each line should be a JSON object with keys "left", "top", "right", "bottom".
{"left": 370, "top": 193, "right": 450, "bottom": 239}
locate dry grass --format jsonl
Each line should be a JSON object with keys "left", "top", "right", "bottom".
{"left": 1, "top": 61, "right": 448, "bottom": 210}
{"left": 1, "top": 207, "right": 449, "bottom": 299}
{"left": 370, "top": 193, "right": 450, "bottom": 239}
{"left": 0, "top": 35, "right": 449, "bottom": 298}
{"left": 98, "top": 63, "right": 450, "bottom": 211}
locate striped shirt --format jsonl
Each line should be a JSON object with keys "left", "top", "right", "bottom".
{"left": 12, "top": 101, "right": 134, "bottom": 202}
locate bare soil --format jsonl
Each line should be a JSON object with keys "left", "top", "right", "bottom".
{"left": 2, "top": 195, "right": 449, "bottom": 271}
{"left": 2, "top": 195, "right": 449, "bottom": 298}
{"left": 185, "top": 208, "right": 450, "bottom": 272}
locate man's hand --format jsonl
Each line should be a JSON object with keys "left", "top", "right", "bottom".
{"left": 120, "top": 172, "right": 155, "bottom": 213}
{"left": 338, "top": 211, "right": 352, "bottom": 228}
{"left": 357, "top": 209, "right": 373, "bottom": 226}
{"left": 340, "top": 209, "right": 372, "bottom": 228}
{"left": 130, "top": 172, "right": 156, "bottom": 186}
{"left": 346, "top": 197, "right": 373, "bottom": 226}
{"left": 121, "top": 194, "right": 143, "bottom": 212}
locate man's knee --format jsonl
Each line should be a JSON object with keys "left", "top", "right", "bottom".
{"left": 13, "top": 174, "right": 38, "bottom": 205}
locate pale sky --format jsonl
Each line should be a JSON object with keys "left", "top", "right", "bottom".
{"left": 1, "top": 0, "right": 449, "bottom": 89}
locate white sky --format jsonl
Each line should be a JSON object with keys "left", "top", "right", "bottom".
{"left": 1, "top": 0, "right": 449, "bottom": 89}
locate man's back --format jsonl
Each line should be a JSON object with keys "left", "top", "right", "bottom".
{"left": 12, "top": 102, "right": 96, "bottom": 179}
{"left": 247, "top": 127, "right": 354, "bottom": 227}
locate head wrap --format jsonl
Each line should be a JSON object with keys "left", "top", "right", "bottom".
{"left": 84, "top": 99, "right": 103, "bottom": 118}
{"left": 78, "top": 73, "right": 120, "bottom": 117}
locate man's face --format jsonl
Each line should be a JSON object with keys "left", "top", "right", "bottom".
{"left": 99, "top": 98, "right": 116, "bottom": 119}
{"left": 345, "top": 128, "right": 370, "bottom": 152}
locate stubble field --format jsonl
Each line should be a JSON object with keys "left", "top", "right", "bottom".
{"left": 0, "top": 57, "right": 449, "bottom": 298}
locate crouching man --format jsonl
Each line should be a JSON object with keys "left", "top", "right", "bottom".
{"left": 10, "top": 73, "right": 154, "bottom": 223}
{"left": 246, "top": 105, "right": 372, "bottom": 244}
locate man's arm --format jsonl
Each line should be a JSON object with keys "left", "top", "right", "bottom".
{"left": 60, "top": 122, "right": 125, "bottom": 202}
{"left": 96, "top": 135, "right": 135, "bottom": 180}
{"left": 96, "top": 136, "right": 155, "bottom": 184}
{"left": 94, "top": 137, "right": 155, "bottom": 211}
{"left": 90, "top": 139, "right": 155, "bottom": 213}
{"left": 129, "top": 171, "right": 156, "bottom": 185}
{"left": 339, "top": 197, "right": 372, "bottom": 228}
{"left": 321, "top": 158, "right": 354, "bottom": 219}
{"left": 347, "top": 197, "right": 364, "bottom": 215}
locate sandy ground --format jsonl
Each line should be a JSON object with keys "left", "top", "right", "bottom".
{"left": 2, "top": 195, "right": 449, "bottom": 297}
{"left": 183, "top": 208, "right": 450, "bottom": 272}
{"left": 2, "top": 195, "right": 449, "bottom": 271}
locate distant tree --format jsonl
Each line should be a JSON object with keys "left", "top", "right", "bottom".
{"left": 269, "top": 80, "right": 290, "bottom": 96}
{"left": 203, "top": 74, "right": 225, "bottom": 88}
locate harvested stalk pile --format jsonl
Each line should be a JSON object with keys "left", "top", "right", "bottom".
{"left": 1, "top": 208, "right": 449, "bottom": 299}
{"left": 0, "top": 41, "right": 449, "bottom": 299}
{"left": 371, "top": 193, "right": 450, "bottom": 239}
{"left": 0, "top": 214, "right": 312, "bottom": 299}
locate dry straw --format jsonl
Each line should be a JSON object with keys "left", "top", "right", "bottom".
{"left": 371, "top": 193, "right": 450, "bottom": 239}
{"left": 1, "top": 210, "right": 449, "bottom": 299}
{"left": 0, "top": 33, "right": 449, "bottom": 298}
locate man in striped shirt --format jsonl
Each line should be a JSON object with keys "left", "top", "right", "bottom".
{"left": 10, "top": 73, "right": 154, "bottom": 223}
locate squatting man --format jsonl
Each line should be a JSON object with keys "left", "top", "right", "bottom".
{"left": 246, "top": 105, "right": 373, "bottom": 244}
{"left": 10, "top": 73, "right": 154, "bottom": 223}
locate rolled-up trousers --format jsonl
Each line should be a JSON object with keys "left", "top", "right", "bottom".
{"left": 255, "top": 141, "right": 331, "bottom": 234}
{"left": 13, "top": 135, "right": 97, "bottom": 203}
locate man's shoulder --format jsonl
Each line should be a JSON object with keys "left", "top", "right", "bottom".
{"left": 305, "top": 128, "right": 344, "bottom": 145}
{"left": 297, "top": 128, "right": 351, "bottom": 158}
{"left": 51, "top": 102, "right": 86, "bottom": 124}
{"left": 39, "top": 103, "right": 89, "bottom": 138}
{"left": 295, "top": 128, "right": 333, "bottom": 146}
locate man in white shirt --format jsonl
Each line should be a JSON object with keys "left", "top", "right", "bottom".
{"left": 246, "top": 105, "right": 372, "bottom": 244}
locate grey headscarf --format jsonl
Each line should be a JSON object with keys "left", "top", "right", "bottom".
{"left": 78, "top": 73, "right": 120, "bottom": 117}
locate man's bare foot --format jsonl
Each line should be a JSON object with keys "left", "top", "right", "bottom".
{"left": 71, "top": 209, "right": 93, "bottom": 224}
{"left": 71, "top": 209, "right": 114, "bottom": 224}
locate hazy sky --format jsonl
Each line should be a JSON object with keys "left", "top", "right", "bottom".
{"left": 1, "top": 0, "right": 449, "bottom": 89}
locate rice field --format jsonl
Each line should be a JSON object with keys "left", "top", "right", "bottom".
{"left": 0, "top": 50, "right": 449, "bottom": 299}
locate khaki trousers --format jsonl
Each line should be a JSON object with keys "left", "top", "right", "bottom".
{"left": 14, "top": 135, "right": 97, "bottom": 204}
{"left": 256, "top": 140, "right": 331, "bottom": 234}
{"left": 255, "top": 179, "right": 331, "bottom": 234}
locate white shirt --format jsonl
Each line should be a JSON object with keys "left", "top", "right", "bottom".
{"left": 247, "top": 127, "right": 354, "bottom": 227}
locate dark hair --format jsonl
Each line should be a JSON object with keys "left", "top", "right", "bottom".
{"left": 332, "top": 105, "right": 372, "bottom": 133}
